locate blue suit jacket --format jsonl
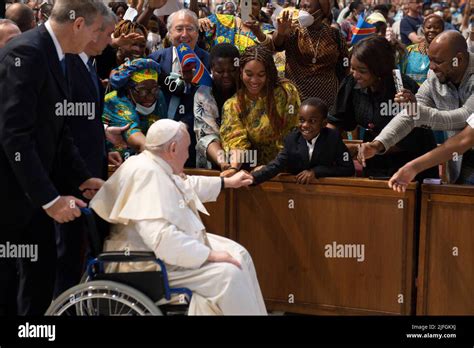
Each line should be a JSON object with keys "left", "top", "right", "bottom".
{"left": 63, "top": 54, "right": 107, "bottom": 190}
{"left": 148, "top": 46, "right": 210, "bottom": 168}
{"left": 252, "top": 128, "right": 356, "bottom": 185}
{"left": 0, "top": 25, "right": 91, "bottom": 230}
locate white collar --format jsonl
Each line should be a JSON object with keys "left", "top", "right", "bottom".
{"left": 44, "top": 20, "right": 65, "bottom": 61}
{"left": 172, "top": 46, "right": 177, "bottom": 62}
{"left": 144, "top": 150, "right": 174, "bottom": 176}
{"left": 307, "top": 134, "right": 319, "bottom": 146}
{"left": 79, "top": 52, "right": 90, "bottom": 70}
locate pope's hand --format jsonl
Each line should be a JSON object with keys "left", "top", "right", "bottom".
{"left": 79, "top": 178, "right": 105, "bottom": 200}
{"left": 207, "top": 250, "right": 242, "bottom": 269}
{"left": 45, "top": 196, "right": 87, "bottom": 224}
{"left": 224, "top": 170, "right": 254, "bottom": 188}
{"left": 388, "top": 164, "right": 418, "bottom": 193}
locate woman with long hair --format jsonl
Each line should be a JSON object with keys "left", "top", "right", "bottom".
{"left": 327, "top": 36, "right": 438, "bottom": 179}
{"left": 219, "top": 45, "right": 300, "bottom": 177}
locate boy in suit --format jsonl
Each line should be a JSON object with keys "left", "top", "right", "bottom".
{"left": 252, "top": 98, "right": 355, "bottom": 185}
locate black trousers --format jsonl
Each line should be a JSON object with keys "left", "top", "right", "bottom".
{"left": 54, "top": 211, "right": 109, "bottom": 298}
{"left": 0, "top": 209, "right": 57, "bottom": 316}
{"left": 54, "top": 218, "right": 87, "bottom": 298}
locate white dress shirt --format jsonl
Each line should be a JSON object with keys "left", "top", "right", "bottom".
{"left": 306, "top": 134, "right": 319, "bottom": 160}
{"left": 468, "top": 113, "right": 474, "bottom": 129}
{"left": 42, "top": 21, "right": 65, "bottom": 210}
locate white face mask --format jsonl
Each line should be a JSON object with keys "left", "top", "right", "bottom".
{"left": 271, "top": 6, "right": 314, "bottom": 29}
{"left": 135, "top": 101, "right": 157, "bottom": 115}
{"left": 298, "top": 10, "right": 314, "bottom": 27}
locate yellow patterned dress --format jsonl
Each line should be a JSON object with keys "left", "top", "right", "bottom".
{"left": 220, "top": 81, "right": 300, "bottom": 166}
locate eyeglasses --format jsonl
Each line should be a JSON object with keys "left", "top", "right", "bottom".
{"left": 132, "top": 86, "right": 158, "bottom": 98}
{"left": 173, "top": 26, "right": 197, "bottom": 34}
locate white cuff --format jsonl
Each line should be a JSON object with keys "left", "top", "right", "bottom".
{"left": 42, "top": 196, "right": 60, "bottom": 210}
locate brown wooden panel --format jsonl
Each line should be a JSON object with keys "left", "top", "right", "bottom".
{"left": 233, "top": 180, "right": 417, "bottom": 315}
{"left": 417, "top": 184, "right": 474, "bottom": 315}
{"left": 184, "top": 169, "right": 229, "bottom": 238}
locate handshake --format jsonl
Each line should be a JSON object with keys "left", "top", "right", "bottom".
{"left": 221, "top": 170, "right": 254, "bottom": 189}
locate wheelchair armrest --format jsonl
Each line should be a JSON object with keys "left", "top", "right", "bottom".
{"left": 96, "top": 251, "right": 157, "bottom": 263}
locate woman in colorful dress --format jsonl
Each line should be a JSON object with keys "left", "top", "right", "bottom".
{"left": 102, "top": 58, "right": 167, "bottom": 160}
{"left": 219, "top": 45, "right": 300, "bottom": 177}
{"left": 400, "top": 14, "right": 444, "bottom": 85}
{"left": 272, "top": 0, "right": 349, "bottom": 108}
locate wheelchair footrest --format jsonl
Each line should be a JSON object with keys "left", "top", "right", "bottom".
{"left": 93, "top": 271, "right": 166, "bottom": 302}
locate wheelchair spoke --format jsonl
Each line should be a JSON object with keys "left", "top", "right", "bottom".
{"left": 47, "top": 281, "right": 165, "bottom": 316}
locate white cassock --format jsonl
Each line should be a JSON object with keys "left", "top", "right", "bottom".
{"left": 90, "top": 150, "right": 267, "bottom": 315}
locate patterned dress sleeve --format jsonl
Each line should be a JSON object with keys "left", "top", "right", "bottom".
{"left": 276, "top": 82, "right": 301, "bottom": 151}
{"left": 194, "top": 86, "right": 221, "bottom": 168}
{"left": 220, "top": 96, "right": 251, "bottom": 151}
{"left": 102, "top": 91, "right": 141, "bottom": 141}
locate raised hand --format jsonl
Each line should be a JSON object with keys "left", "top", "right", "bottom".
{"left": 277, "top": 9, "right": 293, "bottom": 36}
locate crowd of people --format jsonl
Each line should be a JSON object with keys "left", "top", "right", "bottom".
{"left": 0, "top": 0, "right": 473, "bottom": 315}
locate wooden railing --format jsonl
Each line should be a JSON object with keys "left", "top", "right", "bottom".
{"left": 187, "top": 169, "right": 419, "bottom": 315}
{"left": 417, "top": 184, "right": 474, "bottom": 315}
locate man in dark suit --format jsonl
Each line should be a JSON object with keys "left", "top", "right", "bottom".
{"left": 252, "top": 98, "right": 356, "bottom": 185}
{"left": 54, "top": 9, "right": 120, "bottom": 297}
{"left": 149, "top": 8, "right": 210, "bottom": 168}
{"left": 0, "top": 0, "right": 107, "bottom": 316}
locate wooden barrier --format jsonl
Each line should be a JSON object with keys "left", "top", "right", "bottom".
{"left": 417, "top": 184, "right": 474, "bottom": 315}
{"left": 186, "top": 170, "right": 418, "bottom": 315}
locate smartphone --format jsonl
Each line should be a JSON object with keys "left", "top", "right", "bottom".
{"left": 241, "top": 0, "right": 252, "bottom": 22}
{"left": 392, "top": 69, "right": 403, "bottom": 93}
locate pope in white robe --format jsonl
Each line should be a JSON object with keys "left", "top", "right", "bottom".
{"left": 90, "top": 119, "right": 267, "bottom": 315}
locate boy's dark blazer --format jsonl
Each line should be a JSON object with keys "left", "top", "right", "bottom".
{"left": 252, "top": 127, "right": 355, "bottom": 185}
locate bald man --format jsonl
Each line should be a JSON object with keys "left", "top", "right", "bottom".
{"left": 5, "top": 3, "right": 36, "bottom": 32}
{"left": 359, "top": 30, "right": 474, "bottom": 184}
{"left": 0, "top": 19, "right": 21, "bottom": 49}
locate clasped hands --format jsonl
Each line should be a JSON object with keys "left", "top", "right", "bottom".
{"left": 45, "top": 178, "right": 105, "bottom": 224}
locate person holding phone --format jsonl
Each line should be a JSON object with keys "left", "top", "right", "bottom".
{"left": 327, "top": 36, "right": 438, "bottom": 180}
{"left": 198, "top": 0, "right": 275, "bottom": 53}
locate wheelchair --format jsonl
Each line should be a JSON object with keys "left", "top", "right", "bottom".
{"left": 46, "top": 208, "right": 192, "bottom": 316}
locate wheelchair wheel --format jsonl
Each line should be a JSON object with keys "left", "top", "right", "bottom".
{"left": 46, "top": 280, "right": 163, "bottom": 316}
